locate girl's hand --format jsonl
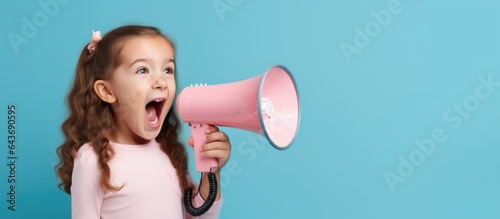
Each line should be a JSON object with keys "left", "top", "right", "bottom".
{"left": 188, "top": 125, "right": 231, "bottom": 171}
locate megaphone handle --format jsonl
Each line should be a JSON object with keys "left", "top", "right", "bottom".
{"left": 191, "top": 123, "right": 219, "bottom": 173}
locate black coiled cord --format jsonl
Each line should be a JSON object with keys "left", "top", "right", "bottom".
{"left": 184, "top": 172, "right": 218, "bottom": 216}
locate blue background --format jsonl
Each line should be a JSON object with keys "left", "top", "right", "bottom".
{"left": 1, "top": 0, "right": 500, "bottom": 218}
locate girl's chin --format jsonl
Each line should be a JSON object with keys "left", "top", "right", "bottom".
{"left": 141, "top": 128, "right": 162, "bottom": 140}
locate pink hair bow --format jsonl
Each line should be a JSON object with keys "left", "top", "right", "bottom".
{"left": 87, "top": 30, "right": 102, "bottom": 53}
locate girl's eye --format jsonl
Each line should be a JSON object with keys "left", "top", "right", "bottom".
{"left": 164, "top": 68, "right": 174, "bottom": 74}
{"left": 136, "top": 68, "right": 147, "bottom": 74}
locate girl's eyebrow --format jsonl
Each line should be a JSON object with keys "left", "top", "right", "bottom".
{"left": 128, "top": 58, "right": 175, "bottom": 68}
{"left": 168, "top": 59, "right": 176, "bottom": 66}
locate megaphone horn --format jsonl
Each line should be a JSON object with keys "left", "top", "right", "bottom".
{"left": 177, "top": 65, "right": 300, "bottom": 166}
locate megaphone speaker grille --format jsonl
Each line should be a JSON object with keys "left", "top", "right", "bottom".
{"left": 259, "top": 66, "right": 300, "bottom": 150}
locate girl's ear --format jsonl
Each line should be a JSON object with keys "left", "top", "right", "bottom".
{"left": 94, "top": 80, "right": 116, "bottom": 103}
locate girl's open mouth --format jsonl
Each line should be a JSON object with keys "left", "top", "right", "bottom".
{"left": 145, "top": 98, "right": 165, "bottom": 127}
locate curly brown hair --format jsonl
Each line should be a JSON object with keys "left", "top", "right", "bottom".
{"left": 55, "top": 25, "right": 193, "bottom": 194}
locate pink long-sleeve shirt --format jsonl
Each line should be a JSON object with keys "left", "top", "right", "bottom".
{"left": 71, "top": 140, "right": 222, "bottom": 219}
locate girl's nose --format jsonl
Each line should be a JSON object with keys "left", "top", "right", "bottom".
{"left": 152, "top": 75, "right": 167, "bottom": 90}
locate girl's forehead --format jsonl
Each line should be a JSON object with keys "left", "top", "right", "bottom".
{"left": 118, "top": 36, "right": 175, "bottom": 63}
{"left": 120, "top": 36, "right": 174, "bottom": 53}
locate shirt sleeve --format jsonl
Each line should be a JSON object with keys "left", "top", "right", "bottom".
{"left": 192, "top": 193, "right": 223, "bottom": 219}
{"left": 71, "top": 144, "right": 104, "bottom": 219}
{"left": 185, "top": 174, "right": 223, "bottom": 219}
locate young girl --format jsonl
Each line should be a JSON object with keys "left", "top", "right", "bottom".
{"left": 55, "top": 25, "right": 231, "bottom": 219}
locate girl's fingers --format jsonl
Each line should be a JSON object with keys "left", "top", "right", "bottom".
{"left": 201, "top": 148, "right": 230, "bottom": 159}
{"left": 205, "top": 125, "right": 220, "bottom": 134}
{"left": 206, "top": 131, "right": 229, "bottom": 144}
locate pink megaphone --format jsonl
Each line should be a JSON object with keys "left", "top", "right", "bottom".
{"left": 176, "top": 65, "right": 300, "bottom": 173}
